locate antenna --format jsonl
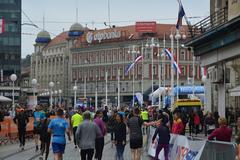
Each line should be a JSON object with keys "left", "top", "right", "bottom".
{"left": 43, "top": 13, "right": 45, "bottom": 30}
{"left": 108, "top": 0, "right": 111, "bottom": 27}
{"left": 76, "top": 0, "right": 79, "bottom": 23}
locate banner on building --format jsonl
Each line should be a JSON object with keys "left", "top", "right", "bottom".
{"left": 0, "top": 18, "right": 5, "bottom": 34}
{"left": 148, "top": 127, "right": 206, "bottom": 160}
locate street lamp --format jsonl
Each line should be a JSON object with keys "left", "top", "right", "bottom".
{"left": 49, "top": 82, "right": 54, "bottom": 109}
{"left": 31, "top": 78, "right": 37, "bottom": 107}
{"left": 59, "top": 89, "right": 62, "bottom": 107}
{"left": 73, "top": 85, "right": 77, "bottom": 109}
{"left": 54, "top": 90, "right": 58, "bottom": 106}
{"left": 10, "top": 74, "right": 17, "bottom": 113}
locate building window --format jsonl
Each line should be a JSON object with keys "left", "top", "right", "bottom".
{"left": 153, "top": 65, "right": 157, "bottom": 75}
{"left": 181, "top": 66, "right": 186, "bottom": 76}
{"left": 180, "top": 50, "right": 185, "bottom": 60}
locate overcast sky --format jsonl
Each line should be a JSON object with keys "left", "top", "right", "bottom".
{"left": 21, "top": 0, "right": 209, "bottom": 58}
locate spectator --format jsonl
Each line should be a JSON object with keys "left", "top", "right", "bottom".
{"left": 204, "top": 112, "right": 215, "bottom": 136}
{"left": 172, "top": 112, "right": 184, "bottom": 135}
{"left": 213, "top": 111, "right": 220, "bottom": 128}
{"left": 208, "top": 117, "right": 232, "bottom": 142}
{"left": 188, "top": 111, "right": 195, "bottom": 136}
{"left": 108, "top": 110, "right": 116, "bottom": 147}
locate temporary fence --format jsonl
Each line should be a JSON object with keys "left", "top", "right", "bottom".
{"left": 0, "top": 115, "right": 57, "bottom": 145}
{"left": 147, "top": 126, "right": 237, "bottom": 160}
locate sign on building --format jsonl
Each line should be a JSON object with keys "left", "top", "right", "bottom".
{"left": 86, "top": 30, "right": 121, "bottom": 43}
{"left": 135, "top": 21, "right": 157, "bottom": 33}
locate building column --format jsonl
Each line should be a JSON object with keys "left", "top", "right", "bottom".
{"left": 205, "top": 78, "right": 212, "bottom": 112}
{"left": 218, "top": 83, "right": 226, "bottom": 117}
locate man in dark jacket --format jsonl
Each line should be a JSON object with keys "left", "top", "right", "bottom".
{"left": 13, "top": 108, "right": 29, "bottom": 150}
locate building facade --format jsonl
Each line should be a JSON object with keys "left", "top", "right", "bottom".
{"left": 31, "top": 23, "right": 86, "bottom": 107}
{"left": 186, "top": 0, "right": 240, "bottom": 118}
{"left": 71, "top": 23, "right": 203, "bottom": 107}
{"left": 0, "top": 0, "right": 21, "bottom": 100}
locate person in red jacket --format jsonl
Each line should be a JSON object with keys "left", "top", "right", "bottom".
{"left": 172, "top": 112, "right": 184, "bottom": 135}
{"left": 208, "top": 117, "right": 232, "bottom": 142}
{"left": 194, "top": 112, "right": 201, "bottom": 136}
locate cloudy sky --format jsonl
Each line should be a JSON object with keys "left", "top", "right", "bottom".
{"left": 21, "top": 0, "right": 209, "bottom": 58}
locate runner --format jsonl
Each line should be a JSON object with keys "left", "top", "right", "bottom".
{"left": 75, "top": 111, "right": 102, "bottom": 160}
{"left": 94, "top": 110, "right": 107, "bottom": 160}
{"left": 71, "top": 110, "right": 83, "bottom": 148}
{"left": 13, "top": 107, "right": 29, "bottom": 150}
{"left": 39, "top": 112, "right": 51, "bottom": 160}
{"left": 113, "top": 113, "right": 126, "bottom": 160}
{"left": 127, "top": 107, "right": 153, "bottom": 160}
{"left": 48, "top": 108, "right": 71, "bottom": 160}
{"left": 33, "top": 106, "right": 46, "bottom": 151}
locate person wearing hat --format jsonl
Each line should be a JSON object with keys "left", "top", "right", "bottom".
{"left": 13, "top": 107, "right": 29, "bottom": 150}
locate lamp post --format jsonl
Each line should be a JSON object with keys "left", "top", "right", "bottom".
{"left": 157, "top": 43, "right": 161, "bottom": 110}
{"left": 10, "top": 74, "right": 17, "bottom": 113}
{"left": 49, "top": 82, "right": 54, "bottom": 109}
{"left": 31, "top": 79, "right": 37, "bottom": 107}
{"left": 59, "top": 89, "right": 62, "bottom": 106}
{"left": 54, "top": 90, "right": 58, "bottom": 106}
{"left": 73, "top": 85, "right": 77, "bottom": 109}
{"left": 95, "top": 75, "right": 98, "bottom": 111}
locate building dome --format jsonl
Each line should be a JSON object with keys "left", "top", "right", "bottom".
{"left": 35, "top": 30, "right": 51, "bottom": 43}
{"left": 68, "top": 23, "right": 84, "bottom": 37}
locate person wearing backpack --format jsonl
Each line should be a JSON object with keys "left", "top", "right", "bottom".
{"left": 39, "top": 112, "right": 51, "bottom": 160}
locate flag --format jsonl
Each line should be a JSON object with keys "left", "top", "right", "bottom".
{"left": 125, "top": 55, "right": 143, "bottom": 75}
{"left": 176, "top": 1, "right": 185, "bottom": 30}
{"left": 201, "top": 67, "right": 207, "bottom": 77}
{"left": 164, "top": 48, "right": 181, "bottom": 74}
{"left": 0, "top": 18, "right": 5, "bottom": 34}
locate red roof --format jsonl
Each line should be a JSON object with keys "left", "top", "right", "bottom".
{"left": 46, "top": 31, "right": 68, "bottom": 47}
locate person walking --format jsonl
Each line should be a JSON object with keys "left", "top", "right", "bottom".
{"left": 141, "top": 108, "right": 149, "bottom": 135}
{"left": 152, "top": 118, "right": 170, "bottom": 160}
{"left": 194, "top": 112, "right": 201, "bottom": 136}
{"left": 188, "top": 111, "right": 194, "bottom": 136}
{"left": 39, "top": 112, "right": 51, "bottom": 160}
{"left": 75, "top": 111, "right": 102, "bottom": 160}
{"left": 13, "top": 107, "right": 29, "bottom": 150}
{"left": 108, "top": 110, "right": 117, "bottom": 147}
{"left": 93, "top": 110, "right": 107, "bottom": 160}
{"left": 71, "top": 110, "right": 83, "bottom": 148}
{"left": 33, "top": 106, "right": 46, "bottom": 151}
{"left": 208, "top": 117, "right": 232, "bottom": 142}
{"left": 113, "top": 113, "right": 126, "bottom": 160}
{"left": 48, "top": 109, "right": 71, "bottom": 160}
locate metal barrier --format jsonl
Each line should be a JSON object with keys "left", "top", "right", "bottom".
{"left": 200, "top": 140, "right": 237, "bottom": 160}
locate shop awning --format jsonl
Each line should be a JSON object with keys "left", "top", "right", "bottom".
{"left": 229, "top": 86, "right": 240, "bottom": 96}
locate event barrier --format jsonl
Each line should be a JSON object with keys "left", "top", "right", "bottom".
{"left": 148, "top": 126, "right": 237, "bottom": 160}
{"left": 0, "top": 115, "right": 57, "bottom": 145}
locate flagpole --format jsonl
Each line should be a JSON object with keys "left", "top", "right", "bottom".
{"left": 175, "top": 30, "right": 181, "bottom": 100}
{"left": 105, "top": 71, "right": 108, "bottom": 107}
{"left": 132, "top": 46, "right": 135, "bottom": 107}
{"left": 157, "top": 43, "right": 161, "bottom": 110}
{"left": 141, "top": 42, "right": 144, "bottom": 104}
{"left": 162, "top": 35, "right": 166, "bottom": 108}
{"left": 95, "top": 75, "right": 98, "bottom": 112}
{"left": 170, "top": 32, "right": 174, "bottom": 108}
{"left": 151, "top": 38, "right": 154, "bottom": 106}
{"left": 117, "top": 69, "right": 120, "bottom": 109}
{"left": 192, "top": 53, "right": 195, "bottom": 98}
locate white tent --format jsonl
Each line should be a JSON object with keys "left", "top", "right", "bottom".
{"left": 0, "top": 96, "right": 12, "bottom": 102}
{"left": 229, "top": 86, "right": 240, "bottom": 96}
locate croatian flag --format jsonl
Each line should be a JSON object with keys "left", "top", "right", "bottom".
{"left": 0, "top": 18, "right": 5, "bottom": 34}
{"left": 176, "top": 1, "right": 185, "bottom": 30}
{"left": 201, "top": 67, "right": 207, "bottom": 77}
{"left": 164, "top": 48, "right": 181, "bottom": 74}
{"left": 125, "top": 55, "right": 143, "bottom": 75}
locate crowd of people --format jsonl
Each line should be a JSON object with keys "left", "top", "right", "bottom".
{"left": 2, "top": 104, "right": 240, "bottom": 160}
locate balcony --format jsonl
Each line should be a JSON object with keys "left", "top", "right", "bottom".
{"left": 188, "top": 7, "right": 228, "bottom": 39}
